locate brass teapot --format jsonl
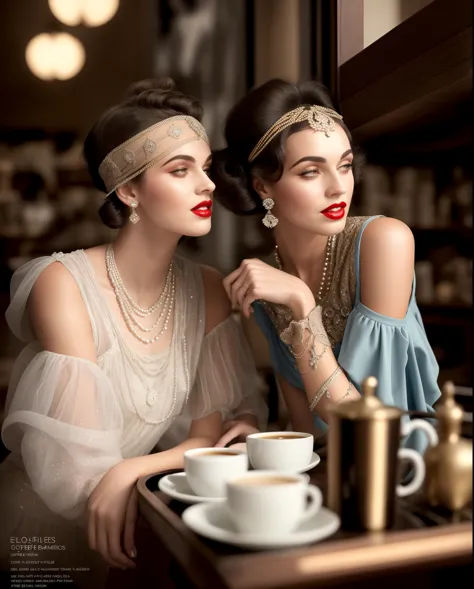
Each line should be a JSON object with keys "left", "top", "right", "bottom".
{"left": 327, "top": 376, "right": 438, "bottom": 531}
{"left": 424, "top": 381, "right": 472, "bottom": 511}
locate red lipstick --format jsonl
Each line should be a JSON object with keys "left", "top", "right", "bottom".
{"left": 321, "top": 202, "right": 346, "bottom": 220}
{"left": 191, "top": 200, "right": 213, "bottom": 218}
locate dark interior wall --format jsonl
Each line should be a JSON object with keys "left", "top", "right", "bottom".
{"left": 0, "top": 0, "right": 156, "bottom": 136}
{"left": 400, "top": 0, "right": 435, "bottom": 20}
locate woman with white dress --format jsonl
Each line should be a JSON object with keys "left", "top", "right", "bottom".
{"left": 0, "top": 78, "right": 265, "bottom": 587}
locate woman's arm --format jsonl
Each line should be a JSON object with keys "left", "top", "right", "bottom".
{"left": 123, "top": 411, "right": 223, "bottom": 479}
{"left": 289, "top": 218, "right": 415, "bottom": 417}
{"left": 225, "top": 218, "right": 415, "bottom": 422}
{"left": 223, "top": 257, "right": 356, "bottom": 421}
{"left": 27, "top": 263, "right": 135, "bottom": 569}
{"left": 276, "top": 375, "right": 321, "bottom": 435}
{"left": 87, "top": 410, "right": 222, "bottom": 567}
{"left": 29, "top": 261, "right": 97, "bottom": 361}
{"left": 359, "top": 217, "right": 414, "bottom": 318}
{"left": 28, "top": 264, "right": 143, "bottom": 569}
{"left": 291, "top": 218, "right": 416, "bottom": 418}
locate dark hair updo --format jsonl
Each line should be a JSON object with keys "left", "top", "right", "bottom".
{"left": 83, "top": 78, "right": 203, "bottom": 228}
{"left": 211, "top": 78, "right": 364, "bottom": 216}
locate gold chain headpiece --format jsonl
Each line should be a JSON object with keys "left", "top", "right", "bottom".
{"left": 248, "top": 105, "right": 343, "bottom": 163}
{"left": 99, "top": 115, "right": 209, "bottom": 196}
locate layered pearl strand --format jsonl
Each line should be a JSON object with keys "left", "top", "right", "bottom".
{"left": 106, "top": 244, "right": 175, "bottom": 345}
{"left": 274, "top": 235, "right": 335, "bottom": 305}
{"left": 123, "top": 331, "right": 189, "bottom": 418}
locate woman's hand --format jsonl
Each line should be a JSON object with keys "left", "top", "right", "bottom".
{"left": 223, "top": 259, "right": 315, "bottom": 319}
{"left": 215, "top": 419, "right": 260, "bottom": 447}
{"left": 123, "top": 486, "right": 139, "bottom": 562}
{"left": 87, "top": 460, "right": 140, "bottom": 570}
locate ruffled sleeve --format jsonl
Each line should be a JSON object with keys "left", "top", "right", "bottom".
{"left": 184, "top": 315, "right": 268, "bottom": 427}
{"left": 338, "top": 303, "right": 440, "bottom": 411}
{"left": 337, "top": 302, "right": 441, "bottom": 452}
{"left": 1, "top": 351, "right": 123, "bottom": 521}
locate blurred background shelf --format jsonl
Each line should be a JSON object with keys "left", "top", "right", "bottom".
{"left": 418, "top": 304, "right": 471, "bottom": 327}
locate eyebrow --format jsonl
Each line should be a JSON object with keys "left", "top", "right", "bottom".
{"left": 289, "top": 149, "right": 353, "bottom": 169}
{"left": 162, "top": 154, "right": 212, "bottom": 167}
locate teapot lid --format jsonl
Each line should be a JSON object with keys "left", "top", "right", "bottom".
{"left": 330, "top": 376, "right": 401, "bottom": 420}
{"left": 436, "top": 381, "right": 464, "bottom": 435}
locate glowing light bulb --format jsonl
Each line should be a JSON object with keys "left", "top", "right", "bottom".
{"left": 26, "top": 33, "right": 85, "bottom": 81}
{"left": 48, "top": 0, "right": 119, "bottom": 27}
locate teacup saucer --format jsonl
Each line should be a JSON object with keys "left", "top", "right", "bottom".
{"left": 158, "top": 473, "right": 225, "bottom": 505}
{"left": 182, "top": 502, "right": 340, "bottom": 550}
{"left": 295, "top": 452, "right": 321, "bottom": 474}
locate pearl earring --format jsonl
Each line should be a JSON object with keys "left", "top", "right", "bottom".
{"left": 262, "top": 198, "right": 278, "bottom": 228}
{"left": 129, "top": 201, "right": 140, "bottom": 224}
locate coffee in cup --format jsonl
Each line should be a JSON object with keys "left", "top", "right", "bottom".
{"left": 184, "top": 447, "right": 248, "bottom": 498}
{"left": 258, "top": 434, "right": 307, "bottom": 440}
{"left": 246, "top": 431, "right": 314, "bottom": 472}
{"left": 226, "top": 471, "right": 322, "bottom": 535}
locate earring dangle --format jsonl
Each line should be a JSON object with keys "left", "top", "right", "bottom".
{"left": 129, "top": 201, "right": 140, "bottom": 224}
{"left": 262, "top": 197, "right": 278, "bottom": 228}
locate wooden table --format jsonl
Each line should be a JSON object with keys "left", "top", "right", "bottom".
{"left": 137, "top": 461, "right": 472, "bottom": 589}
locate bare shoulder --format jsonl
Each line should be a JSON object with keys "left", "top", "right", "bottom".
{"left": 200, "top": 264, "right": 232, "bottom": 335}
{"left": 362, "top": 217, "right": 414, "bottom": 250}
{"left": 83, "top": 244, "right": 107, "bottom": 265}
{"left": 29, "top": 261, "right": 96, "bottom": 360}
{"left": 359, "top": 217, "right": 414, "bottom": 319}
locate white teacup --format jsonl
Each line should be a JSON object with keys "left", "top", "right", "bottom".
{"left": 226, "top": 471, "right": 322, "bottom": 535}
{"left": 246, "top": 431, "right": 314, "bottom": 472}
{"left": 184, "top": 447, "right": 248, "bottom": 498}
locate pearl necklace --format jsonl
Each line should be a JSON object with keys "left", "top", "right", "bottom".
{"left": 274, "top": 235, "right": 335, "bottom": 305}
{"left": 121, "top": 331, "right": 190, "bottom": 420}
{"left": 109, "top": 254, "right": 173, "bottom": 317}
{"left": 106, "top": 244, "right": 175, "bottom": 345}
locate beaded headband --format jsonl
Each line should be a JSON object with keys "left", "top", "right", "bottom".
{"left": 98, "top": 115, "right": 209, "bottom": 196}
{"left": 248, "top": 105, "right": 343, "bottom": 163}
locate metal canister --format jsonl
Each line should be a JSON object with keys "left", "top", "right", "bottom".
{"left": 327, "top": 376, "right": 403, "bottom": 531}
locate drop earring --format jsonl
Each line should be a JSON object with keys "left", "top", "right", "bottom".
{"left": 262, "top": 198, "right": 278, "bottom": 228}
{"left": 129, "top": 201, "right": 140, "bottom": 224}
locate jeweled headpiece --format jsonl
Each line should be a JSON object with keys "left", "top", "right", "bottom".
{"left": 248, "top": 105, "right": 343, "bottom": 163}
{"left": 99, "top": 115, "right": 209, "bottom": 196}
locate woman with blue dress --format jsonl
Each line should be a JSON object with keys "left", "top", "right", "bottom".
{"left": 211, "top": 78, "right": 441, "bottom": 453}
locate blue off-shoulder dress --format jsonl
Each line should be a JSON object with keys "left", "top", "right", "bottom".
{"left": 253, "top": 216, "right": 441, "bottom": 453}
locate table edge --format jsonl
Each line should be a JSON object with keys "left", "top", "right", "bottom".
{"left": 137, "top": 473, "right": 473, "bottom": 589}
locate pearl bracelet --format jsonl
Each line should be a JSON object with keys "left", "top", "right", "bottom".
{"left": 308, "top": 366, "right": 342, "bottom": 412}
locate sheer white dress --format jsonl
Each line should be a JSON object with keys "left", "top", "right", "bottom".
{"left": 0, "top": 250, "right": 265, "bottom": 586}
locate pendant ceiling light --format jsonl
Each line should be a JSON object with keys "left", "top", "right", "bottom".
{"left": 25, "top": 32, "right": 86, "bottom": 80}
{"left": 48, "top": 0, "right": 120, "bottom": 27}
